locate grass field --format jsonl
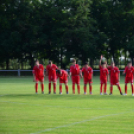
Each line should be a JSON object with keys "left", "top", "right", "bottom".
{"left": 0, "top": 76, "right": 134, "bottom": 134}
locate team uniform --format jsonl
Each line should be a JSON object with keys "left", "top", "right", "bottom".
{"left": 33, "top": 64, "right": 44, "bottom": 93}
{"left": 99, "top": 65, "right": 109, "bottom": 94}
{"left": 70, "top": 64, "right": 81, "bottom": 94}
{"left": 107, "top": 66, "right": 122, "bottom": 94}
{"left": 124, "top": 66, "right": 134, "bottom": 95}
{"left": 57, "top": 70, "right": 69, "bottom": 94}
{"left": 82, "top": 67, "right": 93, "bottom": 94}
{"left": 46, "top": 64, "right": 58, "bottom": 94}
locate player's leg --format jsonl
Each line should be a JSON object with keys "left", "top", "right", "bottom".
{"left": 40, "top": 77, "right": 44, "bottom": 94}
{"left": 131, "top": 83, "right": 134, "bottom": 96}
{"left": 104, "top": 83, "right": 107, "bottom": 95}
{"left": 77, "top": 76, "right": 80, "bottom": 94}
{"left": 77, "top": 84, "right": 80, "bottom": 94}
{"left": 53, "top": 82, "right": 57, "bottom": 94}
{"left": 84, "top": 84, "right": 87, "bottom": 95}
{"left": 109, "top": 84, "right": 113, "bottom": 95}
{"left": 117, "top": 83, "right": 123, "bottom": 95}
{"left": 59, "top": 83, "right": 62, "bottom": 94}
{"left": 35, "top": 81, "right": 38, "bottom": 94}
{"left": 125, "top": 83, "right": 127, "bottom": 95}
{"left": 48, "top": 76, "right": 51, "bottom": 94}
{"left": 72, "top": 76, "right": 75, "bottom": 94}
{"left": 65, "top": 83, "right": 69, "bottom": 94}
{"left": 89, "top": 83, "right": 92, "bottom": 95}
{"left": 100, "top": 83, "right": 103, "bottom": 95}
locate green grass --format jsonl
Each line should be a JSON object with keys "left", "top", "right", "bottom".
{"left": 0, "top": 76, "right": 134, "bottom": 134}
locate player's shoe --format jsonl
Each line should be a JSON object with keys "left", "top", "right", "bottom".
{"left": 54, "top": 92, "right": 56, "bottom": 94}
{"left": 59, "top": 92, "right": 62, "bottom": 95}
{"left": 124, "top": 93, "right": 127, "bottom": 95}
{"left": 104, "top": 93, "right": 108, "bottom": 95}
{"left": 100, "top": 93, "right": 103, "bottom": 95}
{"left": 42, "top": 92, "right": 44, "bottom": 94}
{"left": 66, "top": 92, "right": 69, "bottom": 94}
{"left": 120, "top": 92, "right": 123, "bottom": 95}
{"left": 132, "top": 94, "right": 134, "bottom": 96}
{"left": 49, "top": 91, "right": 51, "bottom": 94}
{"left": 109, "top": 93, "right": 112, "bottom": 95}
{"left": 35, "top": 92, "right": 38, "bottom": 94}
{"left": 84, "top": 92, "right": 87, "bottom": 95}
{"left": 90, "top": 92, "right": 92, "bottom": 95}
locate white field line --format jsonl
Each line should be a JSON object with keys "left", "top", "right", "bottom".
{"left": 0, "top": 100, "right": 130, "bottom": 110}
{"left": 30, "top": 112, "right": 130, "bottom": 134}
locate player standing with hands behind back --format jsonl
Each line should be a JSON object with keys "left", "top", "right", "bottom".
{"left": 70, "top": 59, "right": 82, "bottom": 94}
{"left": 46, "top": 60, "right": 58, "bottom": 94}
{"left": 33, "top": 60, "right": 44, "bottom": 94}
{"left": 99, "top": 55, "right": 109, "bottom": 95}
{"left": 123, "top": 62, "right": 134, "bottom": 96}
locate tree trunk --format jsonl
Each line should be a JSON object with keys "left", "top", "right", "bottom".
{"left": 6, "top": 59, "right": 9, "bottom": 70}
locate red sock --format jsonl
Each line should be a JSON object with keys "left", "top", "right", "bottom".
{"left": 53, "top": 83, "right": 56, "bottom": 93}
{"left": 110, "top": 86, "right": 113, "bottom": 93}
{"left": 35, "top": 83, "right": 38, "bottom": 93}
{"left": 104, "top": 84, "right": 107, "bottom": 93}
{"left": 41, "top": 83, "right": 44, "bottom": 92}
{"left": 90, "top": 85, "right": 92, "bottom": 93}
{"left": 125, "top": 85, "right": 127, "bottom": 94}
{"left": 118, "top": 85, "right": 122, "bottom": 93}
{"left": 49, "top": 83, "right": 51, "bottom": 93}
{"left": 77, "top": 85, "right": 80, "bottom": 94}
{"left": 65, "top": 85, "right": 68, "bottom": 93}
{"left": 84, "top": 85, "right": 87, "bottom": 93}
{"left": 59, "top": 85, "right": 62, "bottom": 93}
{"left": 100, "top": 84, "right": 103, "bottom": 93}
{"left": 131, "top": 84, "right": 134, "bottom": 94}
{"left": 72, "top": 84, "right": 75, "bottom": 94}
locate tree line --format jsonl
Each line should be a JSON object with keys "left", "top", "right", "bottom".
{"left": 0, "top": 0, "right": 134, "bottom": 70}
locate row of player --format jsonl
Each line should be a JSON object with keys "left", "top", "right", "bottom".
{"left": 33, "top": 55, "right": 134, "bottom": 96}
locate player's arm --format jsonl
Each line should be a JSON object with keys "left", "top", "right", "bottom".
{"left": 99, "top": 55, "right": 103, "bottom": 66}
{"left": 32, "top": 69, "right": 36, "bottom": 82}
{"left": 123, "top": 67, "right": 126, "bottom": 75}
{"left": 80, "top": 70, "right": 83, "bottom": 78}
{"left": 118, "top": 71, "right": 120, "bottom": 82}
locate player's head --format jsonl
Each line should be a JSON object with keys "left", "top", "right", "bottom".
{"left": 127, "top": 61, "right": 132, "bottom": 68}
{"left": 35, "top": 60, "right": 39, "bottom": 66}
{"left": 49, "top": 60, "right": 52, "bottom": 65}
{"left": 57, "top": 69, "right": 61, "bottom": 74}
{"left": 101, "top": 61, "right": 106, "bottom": 68}
{"left": 111, "top": 62, "right": 115, "bottom": 67}
{"left": 72, "top": 59, "right": 76, "bottom": 65}
{"left": 85, "top": 62, "right": 88, "bottom": 67}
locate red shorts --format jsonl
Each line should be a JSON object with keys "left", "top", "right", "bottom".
{"left": 125, "top": 77, "right": 133, "bottom": 84}
{"left": 48, "top": 75, "right": 57, "bottom": 83}
{"left": 84, "top": 78, "right": 92, "bottom": 84}
{"left": 59, "top": 78, "right": 68, "bottom": 84}
{"left": 35, "top": 76, "right": 44, "bottom": 82}
{"left": 100, "top": 78, "right": 107, "bottom": 84}
{"left": 72, "top": 75, "right": 80, "bottom": 84}
{"left": 110, "top": 79, "right": 119, "bottom": 85}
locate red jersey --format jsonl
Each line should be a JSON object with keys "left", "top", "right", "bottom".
{"left": 124, "top": 66, "right": 134, "bottom": 79}
{"left": 99, "top": 65, "right": 109, "bottom": 80}
{"left": 70, "top": 64, "right": 80, "bottom": 76}
{"left": 33, "top": 64, "right": 44, "bottom": 77}
{"left": 107, "top": 66, "right": 120, "bottom": 79}
{"left": 46, "top": 64, "right": 58, "bottom": 77}
{"left": 57, "top": 70, "right": 68, "bottom": 80}
{"left": 82, "top": 67, "right": 93, "bottom": 80}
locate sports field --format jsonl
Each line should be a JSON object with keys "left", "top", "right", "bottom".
{"left": 0, "top": 76, "right": 134, "bottom": 134}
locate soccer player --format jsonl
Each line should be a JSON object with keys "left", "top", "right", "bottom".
{"left": 107, "top": 62, "right": 123, "bottom": 95}
{"left": 57, "top": 69, "right": 69, "bottom": 94}
{"left": 70, "top": 59, "right": 82, "bottom": 94}
{"left": 99, "top": 56, "right": 109, "bottom": 95}
{"left": 33, "top": 60, "right": 44, "bottom": 94}
{"left": 46, "top": 60, "right": 58, "bottom": 94}
{"left": 123, "top": 62, "right": 134, "bottom": 96}
{"left": 81, "top": 62, "right": 93, "bottom": 95}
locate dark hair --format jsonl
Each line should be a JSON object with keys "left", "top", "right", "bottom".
{"left": 57, "top": 70, "right": 61, "bottom": 74}
{"left": 49, "top": 60, "right": 52, "bottom": 64}
{"left": 101, "top": 61, "right": 106, "bottom": 65}
{"left": 35, "top": 59, "right": 39, "bottom": 63}
{"left": 128, "top": 61, "right": 132, "bottom": 64}
{"left": 85, "top": 62, "right": 88, "bottom": 65}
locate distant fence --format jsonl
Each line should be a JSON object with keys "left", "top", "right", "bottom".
{"left": 0, "top": 70, "right": 125, "bottom": 77}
